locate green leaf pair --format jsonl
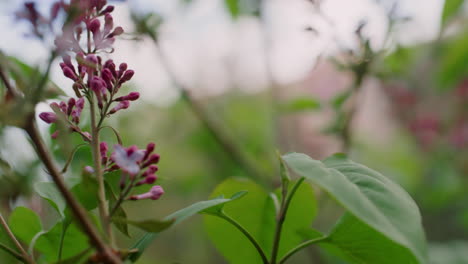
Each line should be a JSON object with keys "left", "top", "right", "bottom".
{"left": 203, "top": 153, "right": 427, "bottom": 264}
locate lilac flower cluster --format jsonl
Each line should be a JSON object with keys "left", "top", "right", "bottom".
{"left": 17, "top": 0, "right": 165, "bottom": 201}
{"left": 39, "top": 97, "right": 89, "bottom": 140}
{"left": 99, "top": 143, "right": 164, "bottom": 200}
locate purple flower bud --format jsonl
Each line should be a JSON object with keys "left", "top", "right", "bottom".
{"left": 115, "top": 92, "right": 140, "bottom": 102}
{"left": 59, "top": 101, "right": 68, "bottom": 113}
{"left": 104, "top": 59, "right": 117, "bottom": 77}
{"left": 90, "top": 76, "right": 107, "bottom": 108}
{"left": 39, "top": 112, "right": 57, "bottom": 124}
{"left": 143, "top": 153, "right": 160, "bottom": 168}
{"left": 88, "top": 18, "right": 101, "bottom": 34}
{"left": 100, "top": 142, "right": 108, "bottom": 157}
{"left": 143, "top": 142, "right": 155, "bottom": 160}
{"left": 101, "top": 68, "right": 114, "bottom": 92}
{"left": 146, "top": 165, "right": 159, "bottom": 174}
{"left": 101, "top": 5, "right": 114, "bottom": 15}
{"left": 67, "top": 98, "right": 76, "bottom": 116}
{"left": 76, "top": 97, "right": 85, "bottom": 110}
{"left": 120, "top": 70, "right": 134, "bottom": 83}
{"left": 136, "top": 174, "right": 157, "bottom": 186}
{"left": 63, "top": 67, "right": 78, "bottom": 81}
{"left": 109, "top": 100, "right": 130, "bottom": 114}
{"left": 119, "top": 63, "right": 127, "bottom": 72}
{"left": 130, "top": 185, "right": 164, "bottom": 200}
{"left": 108, "top": 26, "right": 123, "bottom": 38}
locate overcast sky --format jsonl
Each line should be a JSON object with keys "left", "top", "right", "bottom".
{"left": 0, "top": 0, "right": 444, "bottom": 105}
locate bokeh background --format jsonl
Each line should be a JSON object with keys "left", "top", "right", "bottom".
{"left": 0, "top": 0, "right": 467, "bottom": 263}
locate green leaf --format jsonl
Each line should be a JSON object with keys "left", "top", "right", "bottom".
{"left": 441, "top": 0, "right": 465, "bottom": 27}
{"left": 325, "top": 213, "right": 420, "bottom": 264}
{"left": 8, "top": 207, "right": 43, "bottom": 245}
{"left": 35, "top": 182, "right": 66, "bottom": 218}
{"left": 71, "top": 174, "right": 99, "bottom": 211}
{"left": 112, "top": 218, "right": 174, "bottom": 233}
{"left": 204, "top": 177, "right": 316, "bottom": 263}
{"left": 283, "top": 153, "right": 427, "bottom": 263}
{"left": 129, "top": 191, "right": 246, "bottom": 262}
{"left": 280, "top": 97, "right": 321, "bottom": 113}
{"left": 35, "top": 221, "right": 89, "bottom": 262}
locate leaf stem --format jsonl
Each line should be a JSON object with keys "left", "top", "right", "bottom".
{"left": 270, "top": 177, "right": 305, "bottom": 264}
{"left": 0, "top": 213, "right": 34, "bottom": 264}
{"left": 217, "top": 212, "right": 269, "bottom": 264}
{"left": 278, "top": 236, "right": 327, "bottom": 264}
{"left": 89, "top": 94, "right": 113, "bottom": 245}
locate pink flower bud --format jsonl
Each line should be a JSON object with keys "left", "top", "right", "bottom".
{"left": 109, "top": 100, "right": 130, "bottom": 114}
{"left": 143, "top": 153, "right": 160, "bottom": 168}
{"left": 67, "top": 98, "right": 76, "bottom": 116}
{"left": 88, "top": 18, "right": 101, "bottom": 34}
{"left": 136, "top": 174, "right": 157, "bottom": 186}
{"left": 39, "top": 112, "right": 57, "bottom": 124}
{"left": 130, "top": 185, "right": 164, "bottom": 200}
{"left": 104, "top": 59, "right": 117, "bottom": 77}
{"left": 100, "top": 142, "right": 108, "bottom": 157}
{"left": 59, "top": 101, "right": 67, "bottom": 113}
{"left": 120, "top": 70, "right": 134, "bottom": 83}
{"left": 101, "top": 5, "right": 114, "bottom": 15}
{"left": 108, "top": 26, "right": 123, "bottom": 38}
{"left": 115, "top": 92, "right": 140, "bottom": 102}
{"left": 63, "top": 67, "right": 78, "bottom": 81}
{"left": 119, "top": 63, "right": 127, "bottom": 72}
{"left": 143, "top": 142, "right": 155, "bottom": 160}
{"left": 76, "top": 97, "right": 85, "bottom": 110}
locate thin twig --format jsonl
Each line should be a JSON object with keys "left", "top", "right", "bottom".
{"left": 0, "top": 213, "right": 35, "bottom": 264}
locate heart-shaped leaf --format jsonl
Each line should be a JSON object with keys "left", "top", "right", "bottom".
{"left": 8, "top": 207, "right": 42, "bottom": 245}
{"left": 283, "top": 153, "right": 427, "bottom": 263}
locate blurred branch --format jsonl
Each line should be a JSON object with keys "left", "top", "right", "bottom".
{"left": 152, "top": 39, "right": 267, "bottom": 184}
